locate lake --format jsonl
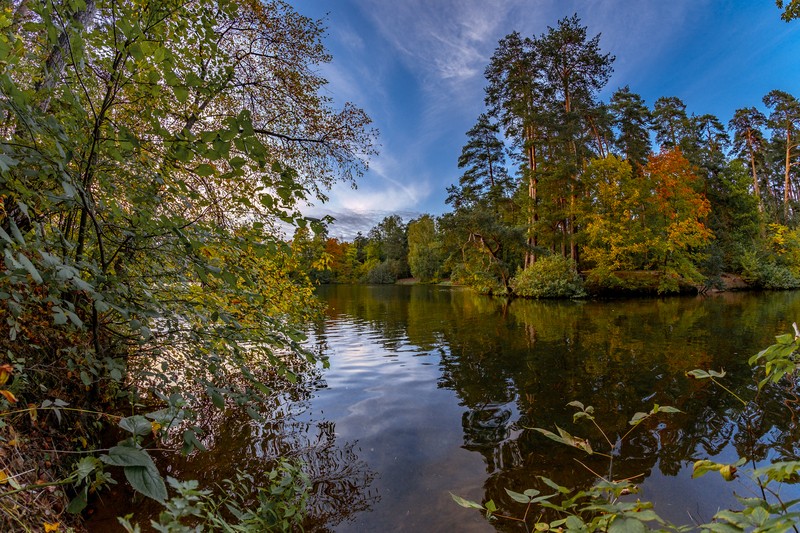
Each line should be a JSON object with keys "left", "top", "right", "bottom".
{"left": 96, "top": 285, "right": 800, "bottom": 531}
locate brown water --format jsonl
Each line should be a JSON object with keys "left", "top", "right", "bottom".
{"left": 92, "top": 286, "right": 800, "bottom": 531}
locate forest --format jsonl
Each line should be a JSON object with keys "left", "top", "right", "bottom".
{"left": 296, "top": 14, "right": 800, "bottom": 297}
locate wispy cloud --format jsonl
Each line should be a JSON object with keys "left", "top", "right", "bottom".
{"left": 355, "top": 0, "right": 510, "bottom": 86}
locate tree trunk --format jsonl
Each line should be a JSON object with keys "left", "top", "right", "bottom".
{"left": 525, "top": 128, "right": 538, "bottom": 268}
{"left": 746, "top": 130, "right": 763, "bottom": 213}
{"left": 785, "top": 127, "right": 792, "bottom": 222}
{"left": 35, "top": 0, "right": 97, "bottom": 113}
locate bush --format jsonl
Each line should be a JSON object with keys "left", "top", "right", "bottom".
{"left": 739, "top": 249, "right": 800, "bottom": 289}
{"left": 450, "top": 264, "right": 506, "bottom": 295}
{"left": 363, "top": 261, "right": 397, "bottom": 284}
{"left": 510, "top": 255, "right": 586, "bottom": 299}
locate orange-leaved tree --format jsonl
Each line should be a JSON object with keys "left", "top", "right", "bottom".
{"left": 645, "top": 149, "right": 714, "bottom": 292}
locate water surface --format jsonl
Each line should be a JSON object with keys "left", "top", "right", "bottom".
{"left": 300, "top": 286, "right": 800, "bottom": 531}
{"left": 99, "top": 286, "right": 800, "bottom": 531}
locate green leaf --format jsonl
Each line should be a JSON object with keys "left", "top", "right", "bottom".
{"left": 692, "top": 459, "right": 723, "bottom": 479}
{"left": 0, "top": 226, "right": 12, "bottom": 244}
{"left": 564, "top": 515, "right": 587, "bottom": 531}
{"left": 173, "top": 85, "right": 189, "bottom": 104}
{"left": 505, "top": 488, "right": 533, "bottom": 504}
{"left": 609, "top": 517, "right": 648, "bottom": 533}
{"left": 628, "top": 412, "right": 648, "bottom": 425}
{"left": 533, "top": 426, "right": 593, "bottom": 454}
{"left": 66, "top": 490, "right": 88, "bottom": 514}
{"left": 195, "top": 163, "right": 215, "bottom": 176}
{"left": 538, "top": 476, "right": 570, "bottom": 494}
{"left": 101, "top": 445, "right": 155, "bottom": 467}
{"left": 16, "top": 253, "right": 42, "bottom": 283}
{"left": 53, "top": 311, "right": 68, "bottom": 325}
{"left": 76, "top": 457, "right": 99, "bottom": 482}
{"left": 183, "top": 428, "right": 207, "bottom": 453}
{"left": 124, "top": 463, "right": 167, "bottom": 502}
{"left": 8, "top": 219, "right": 24, "bottom": 245}
{"left": 450, "top": 493, "right": 484, "bottom": 510}
{"left": 685, "top": 369, "right": 712, "bottom": 380}
{"left": 119, "top": 415, "right": 153, "bottom": 436}
{"left": 208, "top": 388, "right": 225, "bottom": 409}
{"left": 65, "top": 310, "right": 83, "bottom": 328}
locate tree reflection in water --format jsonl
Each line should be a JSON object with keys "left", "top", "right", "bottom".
{"left": 317, "top": 285, "right": 800, "bottom": 528}
{"left": 430, "top": 289, "right": 800, "bottom": 527}
{"left": 102, "top": 354, "right": 379, "bottom": 531}
{"left": 112, "top": 286, "right": 800, "bottom": 531}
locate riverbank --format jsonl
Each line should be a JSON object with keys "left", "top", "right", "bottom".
{"left": 381, "top": 271, "right": 755, "bottom": 298}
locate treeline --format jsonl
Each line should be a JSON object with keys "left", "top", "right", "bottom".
{"left": 302, "top": 15, "right": 800, "bottom": 296}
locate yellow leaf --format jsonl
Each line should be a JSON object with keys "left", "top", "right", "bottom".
{"left": 0, "top": 390, "right": 17, "bottom": 403}
{"left": 0, "top": 470, "right": 7, "bottom": 484}
{"left": 719, "top": 464, "right": 737, "bottom": 481}
{"left": 0, "top": 364, "right": 12, "bottom": 387}
{"left": 44, "top": 522, "right": 60, "bottom": 532}
{"left": 151, "top": 421, "right": 162, "bottom": 433}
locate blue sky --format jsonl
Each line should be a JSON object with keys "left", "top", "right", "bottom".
{"left": 296, "top": 1, "right": 800, "bottom": 240}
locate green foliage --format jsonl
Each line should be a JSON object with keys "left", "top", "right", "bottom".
{"left": 449, "top": 262, "right": 506, "bottom": 295}
{"left": 407, "top": 215, "right": 444, "bottom": 282}
{"left": 453, "top": 401, "right": 682, "bottom": 531}
{"left": 740, "top": 250, "right": 787, "bottom": 288}
{"left": 748, "top": 323, "right": 800, "bottom": 387}
{"left": 367, "top": 215, "right": 410, "bottom": 279}
{"left": 119, "top": 461, "right": 309, "bottom": 532}
{"left": 510, "top": 255, "right": 585, "bottom": 298}
{"left": 0, "top": 0, "right": 373, "bottom": 528}
{"left": 363, "top": 261, "right": 397, "bottom": 284}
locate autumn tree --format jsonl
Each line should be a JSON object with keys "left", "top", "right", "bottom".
{"left": 645, "top": 149, "right": 714, "bottom": 291}
{"left": 580, "top": 156, "right": 652, "bottom": 275}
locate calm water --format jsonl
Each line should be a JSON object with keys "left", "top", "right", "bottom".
{"left": 95, "top": 286, "right": 800, "bottom": 531}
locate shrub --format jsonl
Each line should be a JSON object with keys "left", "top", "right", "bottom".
{"left": 363, "top": 261, "right": 397, "bottom": 284}
{"left": 510, "top": 255, "right": 586, "bottom": 299}
{"left": 450, "top": 264, "right": 506, "bottom": 295}
{"left": 739, "top": 249, "right": 800, "bottom": 289}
